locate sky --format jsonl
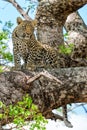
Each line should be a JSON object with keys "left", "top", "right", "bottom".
{"left": 0, "top": 0, "right": 87, "bottom": 130}
{"left": 0, "top": 0, "right": 87, "bottom": 28}
{"left": 0, "top": 0, "right": 37, "bottom": 28}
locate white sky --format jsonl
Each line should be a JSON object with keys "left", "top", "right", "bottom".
{"left": 46, "top": 114, "right": 87, "bottom": 130}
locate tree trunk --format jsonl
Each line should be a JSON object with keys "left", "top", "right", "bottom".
{"left": 65, "top": 11, "right": 87, "bottom": 59}
{"left": 36, "top": 0, "right": 87, "bottom": 47}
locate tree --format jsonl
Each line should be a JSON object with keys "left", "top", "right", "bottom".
{"left": 0, "top": 0, "right": 87, "bottom": 129}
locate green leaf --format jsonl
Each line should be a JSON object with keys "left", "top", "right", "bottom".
{"left": 31, "top": 104, "right": 38, "bottom": 111}
{"left": 0, "top": 31, "right": 8, "bottom": 40}
{"left": 0, "top": 114, "right": 3, "bottom": 119}
{"left": 59, "top": 43, "right": 74, "bottom": 55}
{"left": 13, "top": 117, "right": 24, "bottom": 126}
{"left": 24, "top": 110, "right": 31, "bottom": 117}
{"left": 0, "top": 66, "right": 4, "bottom": 73}
{"left": 4, "top": 21, "right": 14, "bottom": 29}
{"left": 0, "top": 101, "right": 4, "bottom": 108}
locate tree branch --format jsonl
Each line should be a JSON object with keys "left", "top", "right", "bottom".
{"left": 0, "top": 67, "right": 87, "bottom": 117}
{"left": 2, "top": 0, "right": 32, "bottom": 20}
{"left": 27, "top": 70, "right": 62, "bottom": 85}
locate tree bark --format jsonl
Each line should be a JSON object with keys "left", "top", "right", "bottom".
{"left": 36, "top": 0, "right": 87, "bottom": 47}
{"left": 0, "top": 67, "right": 87, "bottom": 118}
{"left": 65, "top": 11, "right": 87, "bottom": 59}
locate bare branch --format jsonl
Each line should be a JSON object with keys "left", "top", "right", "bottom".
{"left": 27, "top": 70, "right": 62, "bottom": 84}
{"left": 26, "top": 7, "right": 31, "bottom": 15}
{"left": 2, "top": 0, "right": 32, "bottom": 20}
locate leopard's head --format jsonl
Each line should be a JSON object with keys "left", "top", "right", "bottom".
{"left": 15, "top": 17, "right": 37, "bottom": 39}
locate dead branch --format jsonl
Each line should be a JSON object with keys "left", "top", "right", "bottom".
{"left": 27, "top": 70, "right": 62, "bottom": 85}
{"left": 2, "top": 0, "right": 32, "bottom": 20}
{"left": 26, "top": 7, "right": 30, "bottom": 15}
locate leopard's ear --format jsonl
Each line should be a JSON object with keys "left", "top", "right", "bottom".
{"left": 17, "top": 17, "right": 23, "bottom": 25}
{"left": 31, "top": 20, "right": 37, "bottom": 27}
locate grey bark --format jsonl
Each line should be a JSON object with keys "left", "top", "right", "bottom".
{"left": 36, "top": 0, "right": 87, "bottom": 47}
{"left": 0, "top": 67, "right": 87, "bottom": 117}
{"left": 65, "top": 11, "right": 87, "bottom": 59}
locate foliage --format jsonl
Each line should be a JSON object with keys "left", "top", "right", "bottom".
{"left": 58, "top": 32, "right": 74, "bottom": 55}
{"left": 0, "top": 21, "right": 13, "bottom": 68}
{"left": 3, "top": 20, "right": 14, "bottom": 33}
{"left": 0, "top": 31, "right": 13, "bottom": 64}
{"left": 24, "top": 0, "right": 38, "bottom": 13}
{"left": 0, "top": 66, "right": 4, "bottom": 73}
{"left": 0, "top": 95, "right": 48, "bottom": 130}
{"left": 64, "top": 32, "right": 68, "bottom": 39}
{"left": 59, "top": 43, "right": 74, "bottom": 55}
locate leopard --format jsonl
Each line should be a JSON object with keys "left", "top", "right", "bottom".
{"left": 13, "top": 17, "right": 86, "bottom": 71}
{"left": 12, "top": 17, "right": 67, "bottom": 71}
{"left": 12, "top": 17, "right": 73, "bottom": 127}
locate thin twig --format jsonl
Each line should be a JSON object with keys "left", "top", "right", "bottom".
{"left": 26, "top": 7, "right": 30, "bottom": 15}
{"left": 68, "top": 103, "right": 87, "bottom": 112}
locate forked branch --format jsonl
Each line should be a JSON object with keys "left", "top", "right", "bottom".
{"left": 27, "top": 70, "right": 62, "bottom": 85}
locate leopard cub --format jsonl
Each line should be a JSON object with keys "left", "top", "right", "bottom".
{"left": 12, "top": 17, "right": 62, "bottom": 70}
